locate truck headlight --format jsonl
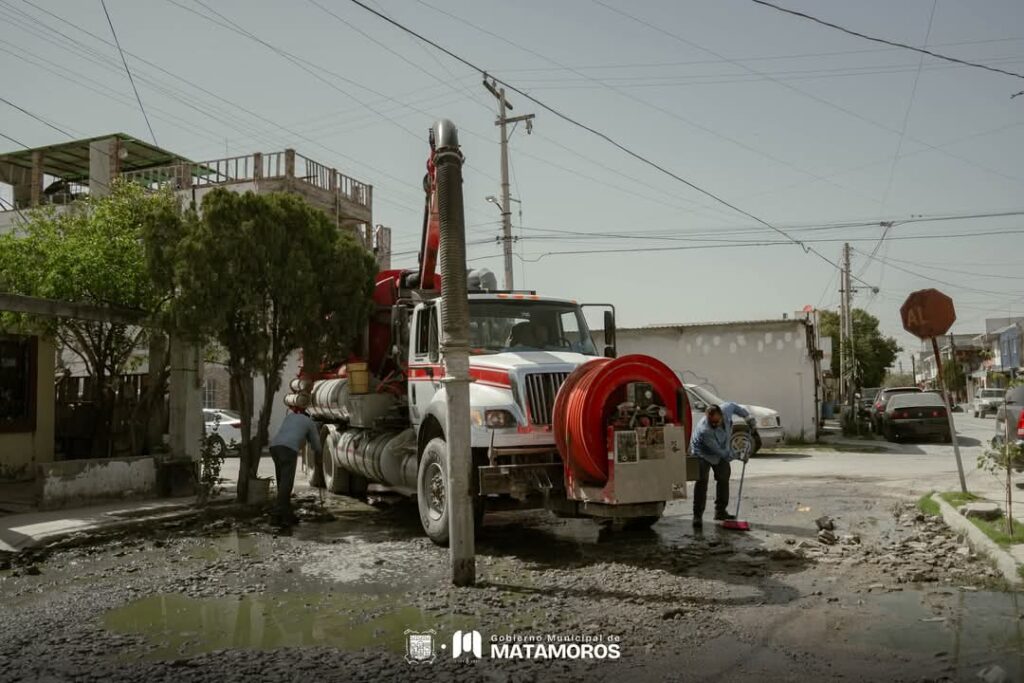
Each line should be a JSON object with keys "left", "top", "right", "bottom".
{"left": 485, "top": 410, "right": 516, "bottom": 428}
{"left": 759, "top": 416, "right": 778, "bottom": 428}
{"left": 470, "top": 409, "right": 516, "bottom": 428}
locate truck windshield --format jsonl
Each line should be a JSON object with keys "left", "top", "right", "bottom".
{"left": 467, "top": 300, "right": 598, "bottom": 355}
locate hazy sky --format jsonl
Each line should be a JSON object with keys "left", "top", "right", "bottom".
{"left": 2, "top": 0, "right": 1023, "bottom": 362}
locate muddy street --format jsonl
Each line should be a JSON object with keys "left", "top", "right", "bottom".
{"left": 3, "top": 444, "right": 1022, "bottom": 683}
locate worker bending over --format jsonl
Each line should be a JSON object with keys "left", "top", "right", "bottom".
{"left": 268, "top": 404, "right": 321, "bottom": 527}
{"left": 689, "top": 402, "right": 756, "bottom": 528}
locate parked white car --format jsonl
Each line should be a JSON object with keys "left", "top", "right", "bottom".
{"left": 202, "top": 408, "right": 243, "bottom": 456}
{"left": 682, "top": 382, "right": 784, "bottom": 458}
{"left": 972, "top": 388, "right": 1005, "bottom": 418}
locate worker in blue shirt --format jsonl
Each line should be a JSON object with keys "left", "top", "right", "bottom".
{"left": 689, "top": 402, "right": 755, "bottom": 527}
{"left": 269, "top": 402, "right": 321, "bottom": 527}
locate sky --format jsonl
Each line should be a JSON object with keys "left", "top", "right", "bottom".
{"left": 2, "top": 0, "right": 1023, "bottom": 365}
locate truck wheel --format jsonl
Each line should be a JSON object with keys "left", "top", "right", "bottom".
{"left": 417, "top": 438, "right": 450, "bottom": 546}
{"left": 322, "top": 446, "right": 349, "bottom": 494}
{"left": 730, "top": 431, "right": 754, "bottom": 461}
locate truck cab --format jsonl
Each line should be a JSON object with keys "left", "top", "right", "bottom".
{"left": 408, "top": 293, "right": 607, "bottom": 455}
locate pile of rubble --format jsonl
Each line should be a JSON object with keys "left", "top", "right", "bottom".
{"left": 796, "top": 504, "right": 1002, "bottom": 587}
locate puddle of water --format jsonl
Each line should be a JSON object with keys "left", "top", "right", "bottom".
{"left": 843, "top": 589, "right": 1024, "bottom": 679}
{"left": 187, "top": 533, "right": 263, "bottom": 561}
{"left": 104, "top": 592, "right": 475, "bottom": 660}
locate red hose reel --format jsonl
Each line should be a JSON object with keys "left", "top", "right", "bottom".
{"left": 552, "top": 354, "right": 689, "bottom": 485}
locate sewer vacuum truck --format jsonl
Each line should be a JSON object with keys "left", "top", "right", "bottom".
{"left": 290, "top": 120, "right": 692, "bottom": 545}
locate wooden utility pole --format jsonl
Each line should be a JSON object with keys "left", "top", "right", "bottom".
{"left": 484, "top": 76, "right": 533, "bottom": 291}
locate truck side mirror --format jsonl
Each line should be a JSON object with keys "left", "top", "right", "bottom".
{"left": 603, "top": 310, "right": 617, "bottom": 358}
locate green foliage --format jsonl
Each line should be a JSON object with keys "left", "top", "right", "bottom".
{"left": 883, "top": 372, "right": 916, "bottom": 388}
{"left": 819, "top": 308, "right": 902, "bottom": 388}
{"left": 151, "top": 189, "right": 377, "bottom": 499}
{"left": 916, "top": 492, "right": 939, "bottom": 517}
{"left": 941, "top": 360, "right": 966, "bottom": 393}
{"left": 939, "top": 490, "right": 980, "bottom": 508}
{"left": 0, "top": 182, "right": 181, "bottom": 456}
{"left": 197, "top": 417, "right": 225, "bottom": 505}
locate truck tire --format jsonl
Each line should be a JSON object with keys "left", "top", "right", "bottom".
{"left": 417, "top": 438, "right": 451, "bottom": 545}
{"left": 730, "top": 431, "right": 754, "bottom": 461}
{"left": 322, "top": 447, "right": 349, "bottom": 494}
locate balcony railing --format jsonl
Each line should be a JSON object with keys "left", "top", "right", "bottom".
{"left": 118, "top": 149, "right": 372, "bottom": 211}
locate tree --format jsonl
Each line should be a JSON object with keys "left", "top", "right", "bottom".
{"left": 883, "top": 372, "right": 916, "bottom": 388}
{"left": 149, "top": 189, "right": 377, "bottom": 501}
{"left": 0, "top": 182, "right": 181, "bottom": 456}
{"left": 819, "top": 308, "right": 902, "bottom": 389}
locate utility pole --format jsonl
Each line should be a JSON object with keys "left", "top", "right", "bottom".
{"left": 484, "top": 76, "right": 533, "bottom": 290}
{"left": 838, "top": 242, "right": 855, "bottom": 409}
{"left": 911, "top": 354, "right": 917, "bottom": 384}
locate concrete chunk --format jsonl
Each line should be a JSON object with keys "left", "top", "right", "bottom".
{"left": 959, "top": 502, "right": 1003, "bottom": 521}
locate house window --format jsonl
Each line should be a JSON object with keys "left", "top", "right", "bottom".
{"left": 0, "top": 335, "right": 37, "bottom": 433}
{"left": 203, "top": 378, "right": 218, "bottom": 409}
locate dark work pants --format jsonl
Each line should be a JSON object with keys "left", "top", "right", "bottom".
{"left": 693, "top": 458, "right": 731, "bottom": 518}
{"left": 269, "top": 445, "right": 298, "bottom": 517}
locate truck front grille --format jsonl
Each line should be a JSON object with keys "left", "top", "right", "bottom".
{"left": 523, "top": 372, "right": 570, "bottom": 426}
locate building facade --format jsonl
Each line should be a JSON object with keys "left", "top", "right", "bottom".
{"left": 615, "top": 317, "right": 822, "bottom": 440}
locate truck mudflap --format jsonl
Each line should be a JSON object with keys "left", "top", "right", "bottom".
{"left": 545, "top": 497, "right": 666, "bottom": 520}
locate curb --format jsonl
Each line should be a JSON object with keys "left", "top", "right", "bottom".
{"left": 1, "top": 498, "right": 249, "bottom": 555}
{"left": 931, "top": 493, "right": 1022, "bottom": 586}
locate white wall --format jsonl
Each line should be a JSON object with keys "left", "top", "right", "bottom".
{"left": 252, "top": 351, "right": 301, "bottom": 436}
{"left": 617, "top": 321, "right": 818, "bottom": 439}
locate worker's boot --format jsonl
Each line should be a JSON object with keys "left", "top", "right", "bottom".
{"left": 714, "top": 511, "right": 736, "bottom": 521}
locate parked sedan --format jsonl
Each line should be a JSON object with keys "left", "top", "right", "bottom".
{"left": 972, "top": 388, "right": 1005, "bottom": 418}
{"left": 881, "top": 393, "right": 951, "bottom": 442}
{"left": 858, "top": 387, "right": 881, "bottom": 419}
{"left": 203, "top": 408, "right": 243, "bottom": 456}
{"left": 683, "top": 382, "right": 784, "bottom": 459}
{"left": 870, "top": 386, "right": 922, "bottom": 432}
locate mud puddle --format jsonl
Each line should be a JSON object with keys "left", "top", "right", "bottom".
{"left": 766, "top": 588, "right": 1024, "bottom": 679}
{"left": 103, "top": 592, "right": 474, "bottom": 661}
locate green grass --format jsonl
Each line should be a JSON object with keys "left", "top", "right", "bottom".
{"left": 939, "top": 491, "right": 981, "bottom": 508}
{"left": 970, "top": 516, "right": 1024, "bottom": 547}
{"left": 916, "top": 492, "right": 940, "bottom": 517}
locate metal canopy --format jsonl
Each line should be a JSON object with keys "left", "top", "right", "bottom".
{"left": 0, "top": 133, "right": 193, "bottom": 182}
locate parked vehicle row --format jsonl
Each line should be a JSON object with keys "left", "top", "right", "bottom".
{"left": 202, "top": 408, "right": 243, "bottom": 456}
{"left": 869, "top": 386, "right": 921, "bottom": 433}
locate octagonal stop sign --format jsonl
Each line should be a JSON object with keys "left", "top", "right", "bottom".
{"left": 900, "top": 288, "right": 956, "bottom": 339}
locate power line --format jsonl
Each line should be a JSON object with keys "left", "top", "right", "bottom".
{"left": 591, "top": 0, "right": 1024, "bottom": 188}
{"left": 750, "top": 0, "right": 1024, "bottom": 83}
{"left": 345, "top": 0, "right": 878, "bottom": 290}
{"left": 852, "top": 247, "right": 1010, "bottom": 296}
{"left": 0, "top": 131, "right": 28, "bottom": 148}
{"left": 99, "top": 0, "right": 157, "bottom": 145}
{"left": 0, "top": 94, "right": 73, "bottom": 137}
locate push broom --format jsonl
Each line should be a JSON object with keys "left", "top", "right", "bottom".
{"left": 721, "top": 454, "right": 751, "bottom": 531}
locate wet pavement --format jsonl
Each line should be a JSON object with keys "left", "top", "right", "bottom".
{"left": 2, "top": 441, "right": 1023, "bottom": 682}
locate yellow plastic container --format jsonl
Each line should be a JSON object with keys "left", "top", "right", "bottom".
{"left": 348, "top": 361, "right": 370, "bottom": 395}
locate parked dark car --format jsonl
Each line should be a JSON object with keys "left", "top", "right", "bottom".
{"left": 881, "top": 393, "right": 951, "bottom": 442}
{"left": 858, "top": 387, "right": 881, "bottom": 419}
{"left": 870, "top": 386, "right": 922, "bottom": 432}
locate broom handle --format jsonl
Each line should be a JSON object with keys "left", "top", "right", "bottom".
{"left": 734, "top": 457, "right": 747, "bottom": 517}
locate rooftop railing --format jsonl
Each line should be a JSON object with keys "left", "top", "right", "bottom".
{"left": 118, "top": 149, "right": 372, "bottom": 211}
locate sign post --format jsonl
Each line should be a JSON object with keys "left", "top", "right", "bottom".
{"left": 900, "top": 289, "right": 968, "bottom": 494}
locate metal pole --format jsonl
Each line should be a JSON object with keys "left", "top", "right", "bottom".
{"left": 433, "top": 119, "right": 475, "bottom": 586}
{"left": 1006, "top": 392, "right": 1014, "bottom": 535}
{"left": 497, "top": 88, "right": 514, "bottom": 290}
{"left": 911, "top": 354, "right": 917, "bottom": 385}
{"left": 932, "top": 337, "right": 968, "bottom": 494}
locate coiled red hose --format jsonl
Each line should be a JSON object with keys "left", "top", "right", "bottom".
{"left": 553, "top": 355, "right": 688, "bottom": 485}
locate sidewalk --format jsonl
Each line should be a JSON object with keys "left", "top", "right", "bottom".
{"left": 0, "top": 455, "right": 297, "bottom": 554}
{"left": 0, "top": 497, "right": 203, "bottom": 554}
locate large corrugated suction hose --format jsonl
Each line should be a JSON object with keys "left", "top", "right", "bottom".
{"left": 553, "top": 354, "right": 686, "bottom": 485}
